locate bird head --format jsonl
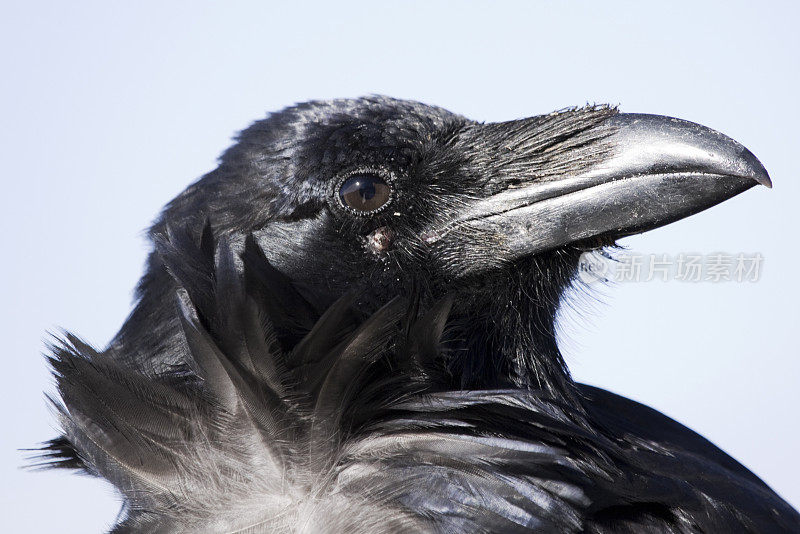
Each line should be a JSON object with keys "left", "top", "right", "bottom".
{"left": 145, "top": 96, "right": 769, "bottom": 390}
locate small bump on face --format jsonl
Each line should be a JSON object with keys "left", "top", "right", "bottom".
{"left": 366, "top": 226, "right": 394, "bottom": 253}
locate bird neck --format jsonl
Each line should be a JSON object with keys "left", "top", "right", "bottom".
{"left": 447, "top": 287, "right": 578, "bottom": 402}
{"left": 115, "top": 252, "right": 580, "bottom": 404}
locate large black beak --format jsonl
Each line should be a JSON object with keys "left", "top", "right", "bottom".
{"left": 425, "top": 113, "right": 770, "bottom": 275}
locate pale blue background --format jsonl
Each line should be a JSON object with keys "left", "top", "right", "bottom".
{"left": 2, "top": 2, "right": 798, "bottom": 531}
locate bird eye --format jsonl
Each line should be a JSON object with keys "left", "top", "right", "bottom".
{"left": 338, "top": 173, "right": 392, "bottom": 214}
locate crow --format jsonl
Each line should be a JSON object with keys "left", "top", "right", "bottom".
{"left": 41, "top": 96, "right": 799, "bottom": 532}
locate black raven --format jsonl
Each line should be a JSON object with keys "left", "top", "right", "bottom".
{"left": 42, "top": 97, "right": 798, "bottom": 532}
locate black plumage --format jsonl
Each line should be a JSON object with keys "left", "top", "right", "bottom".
{"left": 39, "top": 96, "right": 798, "bottom": 532}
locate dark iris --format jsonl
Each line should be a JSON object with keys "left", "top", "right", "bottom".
{"left": 338, "top": 174, "right": 391, "bottom": 213}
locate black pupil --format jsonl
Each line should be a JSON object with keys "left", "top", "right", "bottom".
{"left": 339, "top": 174, "right": 390, "bottom": 213}
{"left": 359, "top": 181, "right": 375, "bottom": 200}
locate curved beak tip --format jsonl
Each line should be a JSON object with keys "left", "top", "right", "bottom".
{"left": 742, "top": 148, "right": 772, "bottom": 189}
